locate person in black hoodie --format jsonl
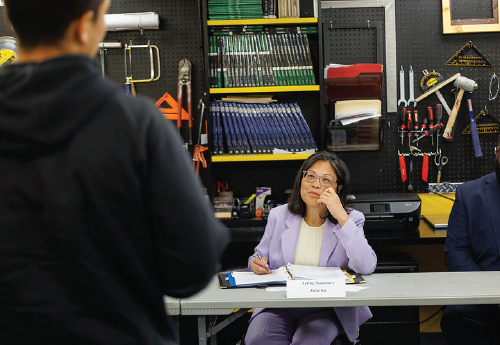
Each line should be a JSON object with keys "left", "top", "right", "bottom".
{"left": 0, "top": 1, "right": 229, "bottom": 344}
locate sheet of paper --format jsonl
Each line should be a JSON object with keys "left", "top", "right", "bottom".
{"left": 273, "top": 148, "right": 316, "bottom": 155}
{"left": 232, "top": 265, "right": 356, "bottom": 286}
{"left": 287, "top": 264, "right": 345, "bottom": 281}
{"left": 340, "top": 114, "right": 382, "bottom": 126}
{"left": 266, "top": 285, "right": 369, "bottom": 292}
{"left": 287, "top": 279, "right": 346, "bottom": 298}
{"left": 334, "top": 99, "right": 381, "bottom": 119}
{"left": 336, "top": 108, "right": 377, "bottom": 120}
{"left": 346, "top": 285, "right": 369, "bottom": 292}
{"left": 232, "top": 269, "right": 288, "bottom": 286}
{"left": 266, "top": 286, "right": 287, "bottom": 292}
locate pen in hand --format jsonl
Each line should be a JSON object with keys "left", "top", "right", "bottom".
{"left": 256, "top": 253, "right": 271, "bottom": 273}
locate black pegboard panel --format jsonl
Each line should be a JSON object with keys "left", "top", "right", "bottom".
{"left": 321, "top": 6, "right": 395, "bottom": 194}
{"left": 322, "top": 7, "right": 385, "bottom": 65}
{"left": 1, "top": 2, "right": 206, "bottom": 107}
{"left": 0, "top": 1, "right": 212, "bottom": 187}
{"left": 103, "top": 1, "right": 206, "bottom": 140}
{"left": 320, "top": 0, "right": 500, "bottom": 194}
{"left": 394, "top": 0, "right": 500, "bottom": 193}
{"left": 3, "top": 1, "right": 500, "bottom": 196}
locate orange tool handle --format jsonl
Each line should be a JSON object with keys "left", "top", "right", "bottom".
{"left": 422, "top": 154, "right": 429, "bottom": 182}
{"left": 177, "top": 86, "right": 183, "bottom": 128}
{"left": 399, "top": 155, "right": 407, "bottom": 183}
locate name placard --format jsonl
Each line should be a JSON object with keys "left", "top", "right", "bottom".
{"left": 286, "top": 279, "right": 346, "bottom": 298}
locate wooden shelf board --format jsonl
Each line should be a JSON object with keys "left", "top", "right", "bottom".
{"left": 207, "top": 18, "right": 318, "bottom": 26}
{"left": 210, "top": 85, "right": 320, "bottom": 94}
{"left": 211, "top": 153, "right": 313, "bottom": 162}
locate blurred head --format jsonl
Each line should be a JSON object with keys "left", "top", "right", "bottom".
{"left": 288, "top": 151, "right": 351, "bottom": 222}
{"left": 4, "top": 0, "right": 108, "bottom": 56}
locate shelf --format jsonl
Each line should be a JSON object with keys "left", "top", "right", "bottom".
{"left": 207, "top": 18, "right": 318, "bottom": 26}
{"left": 210, "top": 85, "right": 320, "bottom": 94}
{"left": 211, "top": 153, "right": 313, "bottom": 162}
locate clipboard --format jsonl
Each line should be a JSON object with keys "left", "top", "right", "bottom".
{"left": 344, "top": 269, "right": 366, "bottom": 284}
{"left": 218, "top": 271, "right": 286, "bottom": 289}
{"left": 217, "top": 267, "right": 365, "bottom": 289}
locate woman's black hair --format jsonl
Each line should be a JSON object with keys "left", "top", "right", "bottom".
{"left": 287, "top": 151, "right": 351, "bottom": 224}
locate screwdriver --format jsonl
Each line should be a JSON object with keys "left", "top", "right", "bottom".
{"left": 427, "top": 104, "right": 444, "bottom": 134}
{"left": 406, "top": 110, "right": 412, "bottom": 148}
{"left": 400, "top": 107, "right": 407, "bottom": 147}
{"left": 435, "top": 104, "right": 443, "bottom": 151}
{"left": 436, "top": 103, "right": 443, "bottom": 126}
{"left": 427, "top": 106, "right": 434, "bottom": 146}
{"left": 422, "top": 117, "right": 428, "bottom": 136}
{"left": 413, "top": 110, "right": 419, "bottom": 146}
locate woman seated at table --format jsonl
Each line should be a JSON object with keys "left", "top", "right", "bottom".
{"left": 245, "top": 151, "right": 377, "bottom": 345}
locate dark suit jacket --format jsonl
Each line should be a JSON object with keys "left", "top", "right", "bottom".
{"left": 445, "top": 172, "right": 500, "bottom": 271}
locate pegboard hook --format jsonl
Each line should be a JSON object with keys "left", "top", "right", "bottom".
{"left": 137, "top": 24, "right": 145, "bottom": 35}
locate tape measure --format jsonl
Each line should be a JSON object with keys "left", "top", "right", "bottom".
{"left": 0, "top": 36, "right": 17, "bottom": 67}
{"left": 420, "top": 71, "right": 444, "bottom": 92}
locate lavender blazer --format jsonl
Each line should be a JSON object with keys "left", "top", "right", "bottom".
{"left": 247, "top": 204, "right": 377, "bottom": 342}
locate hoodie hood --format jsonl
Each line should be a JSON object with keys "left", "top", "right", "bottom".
{"left": 0, "top": 55, "right": 115, "bottom": 157}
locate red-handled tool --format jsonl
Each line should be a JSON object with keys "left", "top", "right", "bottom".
{"left": 193, "top": 145, "right": 208, "bottom": 175}
{"left": 421, "top": 117, "right": 428, "bottom": 135}
{"left": 406, "top": 110, "right": 412, "bottom": 148}
{"left": 436, "top": 103, "right": 443, "bottom": 126}
{"left": 399, "top": 154, "right": 407, "bottom": 183}
{"left": 427, "top": 106, "right": 434, "bottom": 146}
{"left": 413, "top": 110, "right": 419, "bottom": 145}
{"left": 193, "top": 99, "right": 208, "bottom": 175}
{"left": 400, "top": 107, "right": 407, "bottom": 147}
{"left": 435, "top": 104, "right": 443, "bottom": 151}
{"left": 422, "top": 153, "right": 429, "bottom": 182}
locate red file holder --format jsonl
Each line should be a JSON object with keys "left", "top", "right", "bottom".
{"left": 325, "top": 64, "right": 383, "bottom": 103}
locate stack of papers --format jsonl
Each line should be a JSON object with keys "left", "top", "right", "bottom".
{"left": 334, "top": 99, "right": 382, "bottom": 126}
{"left": 208, "top": 0, "right": 263, "bottom": 20}
{"left": 219, "top": 264, "right": 365, "bottom": 288}
{"left": 220, "top": 94, "right": 277, "bottom": 104}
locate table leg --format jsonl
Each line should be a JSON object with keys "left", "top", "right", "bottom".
{"left": 209, "top": 317, "right": 218, "bottom": 345}
{"left": 197, "top": 316, "right": 208, "bottom": 345}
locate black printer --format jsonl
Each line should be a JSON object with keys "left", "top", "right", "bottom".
{"left": 350, "top": 193, "right": 421, "bottom": 235}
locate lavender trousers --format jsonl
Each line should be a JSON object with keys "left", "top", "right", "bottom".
{"left": 244, "top": 307, "right": 343, "bottom": 345}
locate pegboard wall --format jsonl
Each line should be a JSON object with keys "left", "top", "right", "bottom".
{"left": 321, "top": 0, "right": 500, "bottom": 195}
{"left": 0, "top": 0, "right": 212, "bottom": 187}
{"left": 1, "top": 1, "right": 499, "bottom": 198}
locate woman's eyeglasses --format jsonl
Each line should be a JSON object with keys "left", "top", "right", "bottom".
{"left": 303, "top": 171, "right": 336, "bottom": 187}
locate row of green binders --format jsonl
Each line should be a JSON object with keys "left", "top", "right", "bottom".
{"left": 208, "top": 0, "right": 263, "bottom": 20}
{"left": 209, "top": 31, "right": 316, "bottom": 88}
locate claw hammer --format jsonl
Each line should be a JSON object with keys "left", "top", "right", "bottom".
{"left": 442, "top": 76, "right": 478, "bottom": 141}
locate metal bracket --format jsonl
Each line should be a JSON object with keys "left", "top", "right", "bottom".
{"left": 206, "top": 308, "right": 250, "bottom": 337}
{"left": 322, "top": 0, "right": 397, "bottom": 113}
